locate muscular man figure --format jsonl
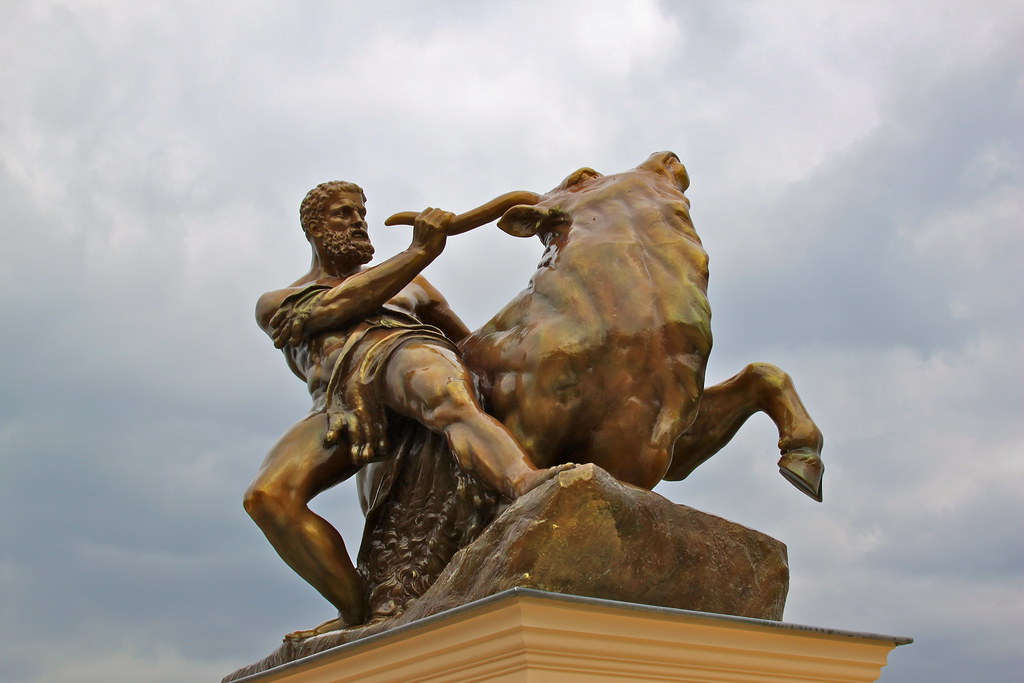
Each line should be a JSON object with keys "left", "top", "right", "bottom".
{"left": 245, "top": 181, "right": 568, "bottom": 636}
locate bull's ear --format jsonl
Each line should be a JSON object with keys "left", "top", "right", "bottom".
{"left": 497, "top": 204, "right": 548, "bottom": 238}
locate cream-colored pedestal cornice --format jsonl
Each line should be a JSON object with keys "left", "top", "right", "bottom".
{"left": 234, "top": 589, "right": 911, "bottom": 682}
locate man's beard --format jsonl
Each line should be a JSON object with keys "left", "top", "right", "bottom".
{"left": 320, "top": 230, "right": 374, "bottom": 267}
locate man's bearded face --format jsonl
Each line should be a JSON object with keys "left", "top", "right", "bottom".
{"left": 319, "top": 226, "right": 374, "bottom": 265}
{"left": 317, "top": 193, "right": 374, "bottom": 266}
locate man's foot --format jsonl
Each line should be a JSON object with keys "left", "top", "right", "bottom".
{"left": 510, "top": 462, "right": 577, "bottom": 498}
{"left": 283, "top": 616, "right": 347, "bottom": 642}
{"left": 778, "top": 448, "right": 824, "bottom": 502}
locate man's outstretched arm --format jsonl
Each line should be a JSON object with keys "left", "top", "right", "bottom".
{"left": 264, "top": 208, "right": 453, "bottom": 348}
{"left": 303, "top": 208, "right": 453, "bottom": 337}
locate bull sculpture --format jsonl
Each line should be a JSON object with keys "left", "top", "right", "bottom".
{"left": 387, "top": 151, "right": 824, "bottom": 500}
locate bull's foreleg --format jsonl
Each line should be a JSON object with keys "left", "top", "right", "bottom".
{"left": 664, "top": 363, "right": 824, "bottom": 501}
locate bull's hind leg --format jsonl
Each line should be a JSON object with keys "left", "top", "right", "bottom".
{"left": 664, "top": 363, "right": 824, "bottom": 501}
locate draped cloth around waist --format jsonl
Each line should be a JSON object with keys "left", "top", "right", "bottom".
{"left": 278, "top": 284, "right": 457, "bottom": 465}
{"left": 277, "top": 284, "right": 499, "bottom": 619}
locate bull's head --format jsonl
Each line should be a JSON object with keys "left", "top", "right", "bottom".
{"left": 496, "top": 151, "right": 690, "bottom": 238}
{"left": 385, "top": 151, "right": 689, "bottom": 239}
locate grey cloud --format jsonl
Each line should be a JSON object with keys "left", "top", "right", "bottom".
{"left": 1, "top": 2, "right": 1021, "bottom": 682}
{"left": 706, "top": 56, "right": 1022, "bottom": 356}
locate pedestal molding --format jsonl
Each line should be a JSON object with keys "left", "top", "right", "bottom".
{"left": 227, "top": 589, "right": 910, "bottom": 683}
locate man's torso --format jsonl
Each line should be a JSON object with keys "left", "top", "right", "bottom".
{"left": 282, "top": 278, "right": 439, "bottom": 403}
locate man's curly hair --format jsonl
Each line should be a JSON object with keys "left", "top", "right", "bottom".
{"left": 300, "top": 181, "right": 366, "bottom": 235}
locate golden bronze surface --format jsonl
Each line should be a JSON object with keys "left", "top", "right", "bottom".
{"left": 245, "top": 183, "right": 570, "bottom": 634}
{"left": 390, "top": 152, "right": 823, "bottom": 497}
{"left": 246, "top": 153, "right": 824, "bottom": 641}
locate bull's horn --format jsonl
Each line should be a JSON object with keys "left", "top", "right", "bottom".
{"left": 384, "top": 190, "right": 543, "bottom": 235}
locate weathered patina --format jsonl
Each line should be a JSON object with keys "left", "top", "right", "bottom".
{"left": 242, "top": 152, "right": 825, "bottom": 658}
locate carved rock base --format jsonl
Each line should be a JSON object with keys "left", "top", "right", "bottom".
{"left": 400, "top": 463, "right": 788, "bottom": 623}
{"left": 225, "top": 464, "right": 789, "bottom": 680}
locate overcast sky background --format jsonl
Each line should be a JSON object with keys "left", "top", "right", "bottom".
{"left": 1, "top": 2, "right": 1021, "bottom": 681}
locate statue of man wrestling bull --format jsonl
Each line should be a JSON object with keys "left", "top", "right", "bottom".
{"left": 244, "top": 181, "right": 571, "bottom": 636}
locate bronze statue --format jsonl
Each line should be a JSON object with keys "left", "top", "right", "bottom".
{"left": 389, "top": 151, "right": 824, "bottom": 499}
{"left": 244, "top": 182, "right": 571, "bottom": 637}
{"left": 247, "top": 152, "right": 824, "bottom": 643}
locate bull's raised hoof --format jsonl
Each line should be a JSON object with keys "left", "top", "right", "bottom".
{"left": 778, "top": 448, "right": 824, "bottom": 502}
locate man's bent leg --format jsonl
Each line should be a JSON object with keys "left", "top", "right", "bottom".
{"left": 384, "top": 342, "right": 572, "bottom": 498}
{"left": 243, "top": 413, "right": 367, "bottom": 628}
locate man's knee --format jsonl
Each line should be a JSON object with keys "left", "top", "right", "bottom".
{"left": 243, "top": 483, "right": 272, "bottom": 522}
{"left": 244, "top": 481, "right": 301, "bottom": 528}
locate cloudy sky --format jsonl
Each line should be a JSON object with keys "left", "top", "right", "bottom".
{"left": 1, "top": 1, "right": 1021, "bottom": 681}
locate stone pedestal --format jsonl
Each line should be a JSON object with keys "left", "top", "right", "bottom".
{"left": 226, "top": 589, "right": 910, "bottom": 682}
